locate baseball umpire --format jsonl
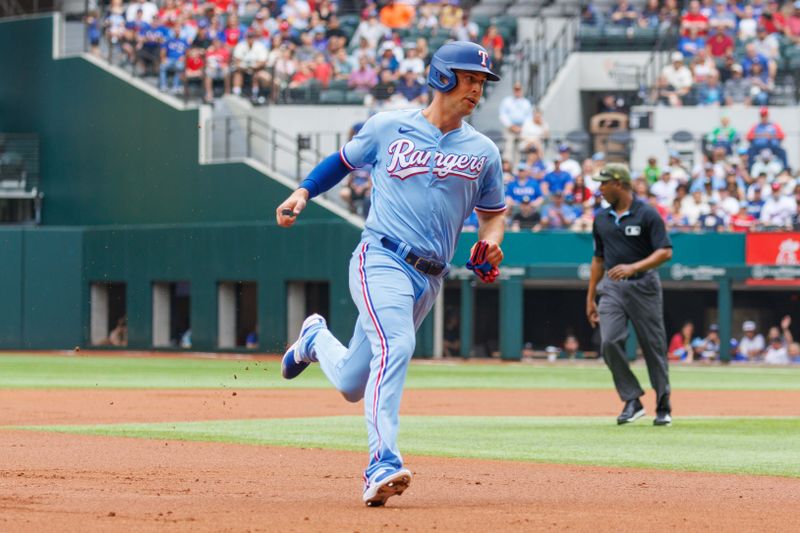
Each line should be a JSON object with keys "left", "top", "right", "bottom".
{"left": 585, "top": 164, "right": 673, "bottom": 426}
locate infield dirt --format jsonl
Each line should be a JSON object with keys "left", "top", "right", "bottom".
{"left": 2, "top": 386, "right": 800, "bottom": 531}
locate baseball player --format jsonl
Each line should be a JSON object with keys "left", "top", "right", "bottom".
{"left": 275, "top": 41, "right": 506, "bottom": 506}
{"left": 585, "top": 164, "right": 673, "bottom": 426}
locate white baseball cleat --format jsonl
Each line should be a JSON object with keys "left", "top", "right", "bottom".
{"left": 363, "top": 468, "right": 412, "bottom": 507}
{"left": 281, "top": 314, "right": 326, "bottom": 380}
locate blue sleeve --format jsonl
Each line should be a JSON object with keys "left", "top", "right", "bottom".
{"left": 298, "top": 152, "right": 352, "bottom": 199}
{"left": 340, "top": 115, "right": 379, "bottom": 169}
{"left": 475, "top": 151, "right": 507, "bottom": 213}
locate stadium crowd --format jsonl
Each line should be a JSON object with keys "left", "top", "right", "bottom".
{"left": 88, "top": 0, "right": 508, "bottom": 105}
{"left": 341, "top": 100, "right": 800, "bottom": 233}
{"left": 581, "top": 0, "right": 800, "bottom": 107}
{"left": 668, "top": 315, "right": 800, "bottom": 363}
{"left": 87, "top": 0, "right": 799, "bottom": 233}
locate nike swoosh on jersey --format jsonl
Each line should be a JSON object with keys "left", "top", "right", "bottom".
{"left": 398, "top": 127, "right": 414, "bottom": 134}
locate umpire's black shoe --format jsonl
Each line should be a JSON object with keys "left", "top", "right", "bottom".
{"left": 617, "top": 399, "right": 645, "bottom": 425}
{"left": 654, "top": 412, "right": 672, "bottom": 426}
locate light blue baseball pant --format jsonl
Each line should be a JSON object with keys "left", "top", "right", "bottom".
{"left": 307, "top": 239, "right": 440, "bottom": 479}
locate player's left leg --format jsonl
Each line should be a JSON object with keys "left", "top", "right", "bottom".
{"left": 627, "top": 274, "right": 671, "bottom": 419}
{"left": 343, "top": 246, "right": 437, "bottom": 505}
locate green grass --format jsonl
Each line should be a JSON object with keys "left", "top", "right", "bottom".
{"left": 16, "top": 416, "right": 800, "bottom": 478}
{"left": 1, "top": 354, "right": 800, "bottom": 390}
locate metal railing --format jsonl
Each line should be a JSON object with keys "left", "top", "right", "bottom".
{"left": 0, "top": 133, "right": 43, "bottom": 224}
{"left": 637, "top": 26, "right": 680, "bottom": 101}
{"left": 206, "top": 114, "right": 346, "bottom": 183}
{"left": 0, "top": 0, "right": 59, "bottom": 18}
{"left": 511, "top": 17, "right": 580, "bottom": 104}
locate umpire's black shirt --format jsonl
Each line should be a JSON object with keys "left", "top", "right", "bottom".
{"left": 592, "top": 199, "right": 672, "bottom": 270}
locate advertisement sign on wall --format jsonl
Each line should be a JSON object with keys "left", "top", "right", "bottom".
{"left": 745, "top": 233, "right": 800, "bottom": 285}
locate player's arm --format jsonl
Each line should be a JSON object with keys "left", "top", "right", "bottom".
{"left": 475, "top": 210, "right": 505, "bottom": 267}
{"left": 275, "top": 151, "right": 352, "bottom": 227}
{"left": 277, "top": 116, "right": 379, "bottom": 227}
{"left": 586, "top": 257, "right": 604, "bottom": 328}
{"left": 586, "top": 221, "right": 605, "bottom": 328}
{"left": 472, "top": 153, "right": 507, "bottom": 267}
{"left": 608, "top": 247, "right": 672, "bottom": 281}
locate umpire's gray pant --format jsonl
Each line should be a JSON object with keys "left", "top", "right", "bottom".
{"left": 597, "top": 271, "right": 671, "bottom": 409}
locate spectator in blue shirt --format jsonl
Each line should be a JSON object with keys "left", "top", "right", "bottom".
{"left": 690, "top": 164, "right": 726, "bottom": 193}
{"left": 524, "top": 147, "right": 548, "bottom": 180}
{"left": 137, "top": 17, "right": 168, "bottom": 75}
{"left": 608, "top": 0, "right": 638, "bottom": 27}
{"left": 541, "top": 192, "right": 577, "bottom": 229}
{"left": 581, "top": 3, "right": 602, "bottom": 26}
{"left": 394, "top": 69, "right": 428, "bottom": 105}
{"left": 543, "top": 159, "right": 573, "bottom": 195}
{"left": 160, "top": 35, "right": 189, "bottom": 93}
{"left": 678, "top": 26, "right": 706, "bottom": 58}
{"left": 505, "top": 164, "right": 542, "bottom": 209}
{"left": 638, "top": 0, "right": 661, "bottom": 28}
{"left": 696, "top": 202, "right": 727, "bottom": 231}
{"left": 741, "top": 42, "right": 771, "bottom": 77}
{"left": 697, "top": 71, "right": 724, "bottom": 105}
{"left": 746, "top": 187, "right": 765, "bottom": 219}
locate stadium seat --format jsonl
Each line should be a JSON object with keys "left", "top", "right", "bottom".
{"left": 507, "top": 5, "right": 540, "bottom": 17}
{"left": 345, "top": 91, "right": 366, "bottom": 105}
{"left": 319, "top": 89, "right": 346, "bottom": 105}
{"left": 328, "top": 79, "right": 349, "bottom": 92}
{"left": 470, "top": 4, "right": 508, "bottom": 17}
{"left": 471, "top": 14, "right": 492, "bottom": 31}
{"left": 604, "top": 131, "right": 633, "bottom": 163}
{"left": 665, "top": 130, "right": 696, "bottom": 168}
{"left": 578, "top": 26, "right": 604, "bottom": 51}
{"left": 564, "top": 130, "right": 591, "bottom": 160}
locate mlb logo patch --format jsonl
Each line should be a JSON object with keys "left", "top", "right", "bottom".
{"left": 625, "top": 225, "right": 642, "bottom": 236}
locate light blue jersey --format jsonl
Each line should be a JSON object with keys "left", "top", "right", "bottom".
{"left": 340, "top": 108, "right": 506, "bottom": 264}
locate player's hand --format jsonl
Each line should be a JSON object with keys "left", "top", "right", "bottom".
{"left": 781, "top": 315, "right": 792, "bottom": 330}
{"left": 586, "top": 300, "right": 599, "bottom": 328}
{"left": 469, "top": 240, "right": 503, "bottom": 267}
{"left": 276, "top": 189, "right": 309, "bottom": 227}
{"left": 607, "top": 263, "right": 637, "bottom": 281}
{"left": 466, "top": 240, "right": 502, "bottom": 283}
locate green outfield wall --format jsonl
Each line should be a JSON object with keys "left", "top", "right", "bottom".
{"left": 453, "top": 231, "right": 745, "bottom": 266}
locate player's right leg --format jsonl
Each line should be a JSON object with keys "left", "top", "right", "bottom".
{"left": 598, "top": 282, "right": 645, "bottom": 423}
{"left": 280, "top": 243, "right": 386, "bottom": 401}
{"left": 627, "top": 275, "right": 671, "bottom": 425}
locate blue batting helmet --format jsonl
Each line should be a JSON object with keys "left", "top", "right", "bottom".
{"left": 427, "top": 41, "right": 501, "bottom": 92}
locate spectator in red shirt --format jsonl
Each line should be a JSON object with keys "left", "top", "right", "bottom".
{"left": 730, "top": 202, "right": 757, "bottom": 231}
{"left": 311, "top": 52, "right": 333, "bottom": 87}
{"left": 681, "top": 0, "right": 709, "bottom": 36}
{"left": 224, "top": 13, "right": 244, "bottom": 48}
{"left": 481, "top": 25, "right": 505, "bottom": 68}
{"left": 289, "top": 61, "right": 315, "bottom": 89}
{"left": 760, "top": 0, "right": 786, "bottom": 34}
{"left": 787, "top": 1, "right": 800, "bottom": 44}
{"left": 158, "top": 0, "right": 180, "bottom": 28}
{"left": 706, "top": 26, "right": 734, "bottom": 58}
{"left": 213, "top": 0, "right": 233, "bottom": 14}
{"left": 204, "top": 36, "right": 231, "bottom": 103}
{"left": 184, "top": 46, "right": 204, "bottom": 94}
